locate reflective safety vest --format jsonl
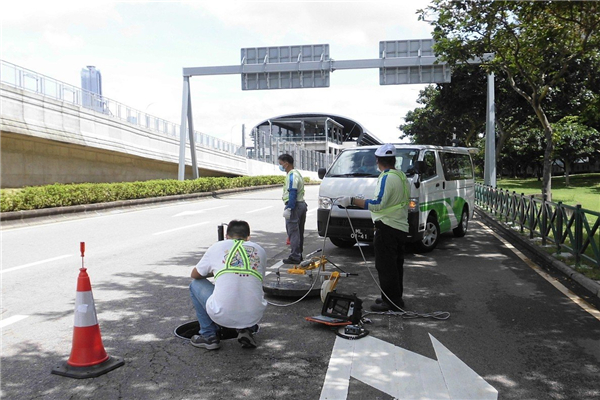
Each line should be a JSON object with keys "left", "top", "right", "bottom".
{"left": 214, "top": 240, "right": 263, "bottom": 282}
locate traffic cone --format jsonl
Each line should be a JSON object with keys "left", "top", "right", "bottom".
{"left": 52, "top": 243, "right": 124, "bottom": 379}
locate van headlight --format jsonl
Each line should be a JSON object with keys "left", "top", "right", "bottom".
{"left": 408, "top": 197, "right": 419, "bottom": 212}
{"left": 318, "top": 196, "right": 333, "bottom": 210}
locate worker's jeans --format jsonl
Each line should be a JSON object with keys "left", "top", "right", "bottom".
{"left": 373, "top": 221, "right": 407, "bottom": 306}
{"left": 285, "top": 201, "right": 307, "bottom": 261}
{"left": 189, "top": 279, "right": 219, "bottom": 338}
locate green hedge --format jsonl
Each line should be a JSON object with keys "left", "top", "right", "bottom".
{"left": 0, "top": 176, "right": 294, "bottom": 212}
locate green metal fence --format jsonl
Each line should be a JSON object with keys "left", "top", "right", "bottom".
{"left": 475, "top": 183, "right": 600, "bottom": 268}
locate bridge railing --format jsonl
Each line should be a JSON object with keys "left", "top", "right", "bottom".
{"left": 475, "top": 183, "right": 600, "bottom": 268}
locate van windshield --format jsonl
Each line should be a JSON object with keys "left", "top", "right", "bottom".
{"left": 326, "top": 148, "right": 419, "bottom": 177}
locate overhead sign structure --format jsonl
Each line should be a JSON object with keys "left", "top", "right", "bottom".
{"left": 380, "top": 39, "right": 451, "bottom": 85}
{"left": 178, "top": 39, "right": 495, "bottom": 184}
{"left": 241, "top": 44, "right": 330, "bottom": 90}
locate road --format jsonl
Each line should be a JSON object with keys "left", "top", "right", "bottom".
{"left": 2, "top": 186, "right": 599, "bottom": 400}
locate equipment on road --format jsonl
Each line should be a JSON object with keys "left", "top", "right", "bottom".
{"left": 51, "top": 242, "right": 124, "bottom": 379}
{"left": 263, "top": 248, "right": 358, "bottom": 299}
{"left": 305, "top": 291, "right": 362, "bottom": 326}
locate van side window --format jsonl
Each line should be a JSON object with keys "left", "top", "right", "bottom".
{"left": 422, "top": 151, "right": 437, "bottom": 180}
{"left": 440, "top": 152, "right": 474, "bottom": 180}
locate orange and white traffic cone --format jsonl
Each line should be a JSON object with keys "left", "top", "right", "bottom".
{"left": 52, "top": 242, "right": 124, "bottom": 379}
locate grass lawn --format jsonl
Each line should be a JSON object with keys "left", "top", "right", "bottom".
{"left": 492, "top": 173, "right": 600, "bottom": 213}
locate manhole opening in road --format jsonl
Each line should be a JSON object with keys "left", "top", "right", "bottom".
{"left": 174, "top": 321, "right": 238, "bottom": 340}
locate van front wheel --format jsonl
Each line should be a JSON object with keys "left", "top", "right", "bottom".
{"left": 453, "top": 207, "right": 469, "bottom": 237}
{"left": 415, "top": 214, "right": 440, "bottom": 253}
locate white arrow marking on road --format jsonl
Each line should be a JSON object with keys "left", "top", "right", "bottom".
{"left": 173, "top": 205, "right": 227, "bottom": 217}
{"left": 320, "top": 334, "right": 498, "bottom": 400}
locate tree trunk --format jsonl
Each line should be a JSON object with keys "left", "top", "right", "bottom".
{"left": 532, "top": 102, "right": 553, "bottom": 201}
{"left": 565, "top": 161, "right": 571, "bottom": 187}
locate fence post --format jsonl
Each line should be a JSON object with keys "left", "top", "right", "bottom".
{"left": 575, "top": 204, "right": 582, "bottom": 266}
{"left": 556, "top": 201, "right": 563, "bottom": 254}
{"left": 541, "top": 195, "right": 547, "bottom": 246}
{"left": 519, "top": 193, "right": 525, "bottom": 233}
{"left": 529, "top": 195, "right": 535, "bottom": 239}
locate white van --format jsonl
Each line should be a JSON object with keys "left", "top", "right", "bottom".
{"left": 317, "top": 144, "right": 477, "bottom": 252}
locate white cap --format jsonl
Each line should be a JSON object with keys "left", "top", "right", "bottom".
{"left": 374, "top": 144, "right": 396, "bottom": 157}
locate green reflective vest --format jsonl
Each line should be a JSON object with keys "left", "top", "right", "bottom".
{"left": 214, "top": 240, "right": 263, "bottom": 281}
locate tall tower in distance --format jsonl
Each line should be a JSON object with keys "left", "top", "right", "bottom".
{"left": 81, "top": 66, "right": 103, "bottom": 112}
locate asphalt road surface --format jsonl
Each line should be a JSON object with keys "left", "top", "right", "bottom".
{"left": 2, "top": 186, "right": 599, "bottom": 400}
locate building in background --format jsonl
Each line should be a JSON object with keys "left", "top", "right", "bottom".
{"left": 81, "top": 66, "right": 104, "bottom": 113}
{"left": 249, "top": 113, "right": 382, "bottom": 166}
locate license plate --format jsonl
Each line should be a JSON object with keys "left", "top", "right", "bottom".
{"left": 352, "top": 229, "right": 369, "bottom": 240}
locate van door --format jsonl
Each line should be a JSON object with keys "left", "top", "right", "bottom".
{"left": 439, "top": 151, "right": 475, "bottom": 235}
{"left": 416, "top": 150, "right": 448, "bottom": 250}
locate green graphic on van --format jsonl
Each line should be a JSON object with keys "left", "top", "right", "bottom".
{"left": 420, "top": 197, "right": 468, "bottom": 233}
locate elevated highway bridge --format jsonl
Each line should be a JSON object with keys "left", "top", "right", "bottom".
{"left": 0, "top": 61, "right": 379, "bottom": 188}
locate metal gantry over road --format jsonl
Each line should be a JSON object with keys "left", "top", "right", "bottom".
{"left": 178, "top": 38, "right": 497, "bottom": 185}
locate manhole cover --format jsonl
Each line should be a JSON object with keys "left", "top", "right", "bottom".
{"left": 174, "top": 321, "right": 238, "bottom": 340}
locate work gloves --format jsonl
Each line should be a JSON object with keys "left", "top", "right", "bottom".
{"left": 336, "top": 196, "right": 352, "bottom": 208}
{"left": 283, "top": 208, "right": 292, "bottom": 219}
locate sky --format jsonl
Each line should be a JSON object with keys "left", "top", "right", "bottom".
{"left": 1, "top": 0, "right": 434, "bottom": 145}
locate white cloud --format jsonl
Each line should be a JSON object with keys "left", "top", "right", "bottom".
{"left": 192, "top": 1, "right": 432, "bottom": 52}
{"left": 42, "top": 31, "right": 85, "bottom": 49}
{"left": 1, "top": 0, "right": 120, "bottom": 28}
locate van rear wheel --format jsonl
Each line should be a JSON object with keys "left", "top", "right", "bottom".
{"left": 415, "top": 214, "right": 440, "bottom": 253}
{"left": 453, "top": 207, "right": 469, "bottom": 237}
{"left": 329, "top": 237, "right": 356, "bottom": 248}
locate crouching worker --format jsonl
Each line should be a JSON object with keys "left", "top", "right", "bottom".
{"left": 189, "top": 220, "right": 267, "bottom": 350}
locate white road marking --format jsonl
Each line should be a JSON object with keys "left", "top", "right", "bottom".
{"left": 245, "top": 206, "right": 274, "bottom": 214}
{"left": 320, "top": 335, "right": 497, "bottom": 400}
{"left": 0, "top": 315, "right": 29, "bottom": 328}
{"left": 173, "top": 205, "right": 228, "bottom": 217}
{"left": 1, "top": 254, "right": 73, "bottom": 274}
{"left": 153, "top": 221, "right": 210, "bottom": 236}
{"left": 476, "top": 221, "right": 600, "bottom": 322}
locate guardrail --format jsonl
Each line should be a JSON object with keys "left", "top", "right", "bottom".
{"left": 475, "top": 183, "right": 600, "bottom": 268}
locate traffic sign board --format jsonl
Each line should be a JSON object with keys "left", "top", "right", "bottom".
{"left": 379, "top": 39, "right": 451, "bottom": 85}
{"left": 241, "top": 44, "right": 330, "bottom": 90}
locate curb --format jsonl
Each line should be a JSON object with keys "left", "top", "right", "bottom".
{"left": 475, "top": 207, "right": 600, "bottom": 300}
{"left": 0, "top": 185, "right": 281, "bottom": 222}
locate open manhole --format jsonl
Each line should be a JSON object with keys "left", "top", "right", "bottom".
{"left": 174, "top": 321, "right": 238, "bottom": 340}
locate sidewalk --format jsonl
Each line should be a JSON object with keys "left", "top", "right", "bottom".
{"left": 475, "top": 207, "right": 600, "bottom": 300}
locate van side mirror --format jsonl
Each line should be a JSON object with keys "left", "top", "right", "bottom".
{"left": 415, "top": 161, "right": 426, "bottom": 174}
{"left": 318, "top": 168, "right": 327, "bottom": 180}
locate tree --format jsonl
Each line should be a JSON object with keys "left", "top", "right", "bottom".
{"left": 421, "top": 0, "right": 600, "bottom": 200}
{"left": 399, "top": 64, "right": 533, "bottom": 160}
{"left": 552, "top": 116, "right": 600, "bottom": 186}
